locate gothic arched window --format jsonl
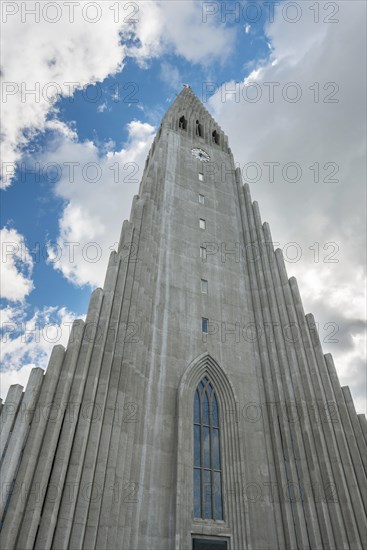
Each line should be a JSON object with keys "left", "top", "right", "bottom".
{"left": 212, "top": 130, "right": 219, "bottom": 145}
{"left": 179, "top": 115, "right": 187, "bottom": 130}
{"left": 196, "top": 120, "right": 203, "bottom": 138}
{"left": 193, "top": 376, "right": 223, "bottom": 520}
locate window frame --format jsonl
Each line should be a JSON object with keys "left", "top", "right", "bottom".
{"left": 212, "top": 130, "right": 220, "bottom": 145}
{"left": 193, "top": 377, "right": 223, "bottom": 521}
{"left": 179, "top": 115, "right": 187, "bottom": 130}
{"left": 200, "top": 246, "right": 207, "bottom": 261}
{"left": 201, "top": 279, "right": 208, "bottom": 294}
{"left": 196, "top": 120, "right": 203, "bottom": 138}
{"left": 192, "top": 537, "right": 229, "bottom": 550}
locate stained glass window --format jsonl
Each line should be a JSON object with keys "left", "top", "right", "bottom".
{"left": 193, "top": 377, "right": 223, "bottom": 520}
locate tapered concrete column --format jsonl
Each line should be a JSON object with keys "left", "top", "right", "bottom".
{"left": 50, "top": 288, "right": 103, "bottom": 549}
{"left": 112, "top": 185, "right": 174, "bottom": 550}
{"left": 61, "top": 254, "right": 120, "bottom": 550}
{"left": 16, "top": 319, "right": 84, "bottom": 550}
{"left": 0, "top": 384, "right": 23, "bottom": 460}
{"left": 103, "top": 195, "right": 153, "bottom": 550}
{"left": 0, "top": 345, "right": 65, "bottom": 549}
{"left": 35, "top": 291, "right": 103, "bottom": 550}
{"left": 306, "top": 314, "right": 364, "bottom": 547}
{"left": 1, "top": 86, "right": 365, "bottom": 550}
{"left": 240, "top": 184, "right": 297, "bottom": 549}
{"left": 68, "top": 251, "right": 127, "bottom": 550}
{"left": 323, "top": 354, "right": 367, "bottom": 506}
{"left": 358, "top": 414, "right": 367, "bottom": 445}
{"left": 118, "top": 219, "right": 134, "bottom": 253}
{"left": 247, "top": 199, "right": 311, "bottom": 550}
{"left": 95, "top": 220, "right": 145, "bottom": 550}
{"left": 83, "top": 233, "right": 136, "bottom": 550}
{"left": 252, "top": 203, "right": 324, "bottom": 548}
{"left": 260, "top": 221, "right": 335, "bottom": 549}
{"left": 0, "top": 368, "right": 44, "bottom": 520}
{"left": 323, "top": 354, "right": 367, "bottom": 513}
{"left": 288, "top": 277, "right": 349, "bottom": 547}
{"left": 341, "top": 385, "right": 367, "bottom": 474}
{"left": 282, "top": 270, "right": 340, "bottom": 547}
{"left": 237, "top": 182, "right": 288, "bottom": 550}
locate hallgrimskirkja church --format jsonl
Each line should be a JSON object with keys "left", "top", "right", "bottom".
{"left": 0, "top": 85, "right": 366, "bottom": 550}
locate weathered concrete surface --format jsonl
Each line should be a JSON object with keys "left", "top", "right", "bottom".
{"left": 0, "top": 86, "right": 365, "bottom": 550}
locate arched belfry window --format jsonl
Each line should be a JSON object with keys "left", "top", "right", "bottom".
{"left": 179, "top": 115, "right": 187, "bottom": 130}
{"left": 196, "top": 120, "right": 203, "bottom": 138}
{"left": 212, "top": 130, "right": 219, "bottom": 145}
{"left": 193, "top": 376, "right": 223, "bottom": 520}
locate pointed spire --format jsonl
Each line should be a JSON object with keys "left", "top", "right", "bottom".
{"left": 161, "top": 84, "right": 229, "bottom": 153}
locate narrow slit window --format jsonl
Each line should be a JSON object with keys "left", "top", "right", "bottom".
{"left": 199, "top": 194, "right": 205, "bottom": 205}
{"left": 201, "top": 279, "right": 208, "bottom": 294}
{"left": 196, "top": 120, "right": 203, "bottom": 138}
{"left": 179, "top": 115, "right": 187, "bottom": 130}
{"left": 198, "top": 173, "right": 204, "bottom": 182}
{"left": 193, "top": 538, "right": 227, "bottom": 550}
{"left": 199, "top": 219, "right": 206, "bottom": 230}
{"left": 200, "top": 246, "right": 207, "bottom": 261}
{"left": 212, "top": 130, "right": 219, "bottom": 145}
{"left": 201, "top": 318, "right": 209, "bottom": 333}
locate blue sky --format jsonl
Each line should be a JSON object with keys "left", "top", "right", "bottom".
{"left": 1, "top": 1, "right": 366, "bottom": 412}
{"left": 1, "top": 5, "right": 271, "bottom": 312}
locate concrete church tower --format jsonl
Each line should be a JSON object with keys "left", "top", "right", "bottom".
{"left": 1, "top": 86, "right": 366, "bottom": 550}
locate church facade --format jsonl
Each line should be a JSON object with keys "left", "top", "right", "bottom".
{"left": 0, "top": 86, "right": 366, "bottom": 550}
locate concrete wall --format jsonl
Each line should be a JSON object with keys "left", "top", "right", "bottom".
{"left": 0, "top": 86, "right": 365, "bottom": 550}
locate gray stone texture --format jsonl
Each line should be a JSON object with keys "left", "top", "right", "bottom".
{"left": 0, "top": 87, "right": 365, "bottom": 549}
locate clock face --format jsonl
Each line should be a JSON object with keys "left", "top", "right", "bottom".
{"left": 191, "top": 148, "right": 210, "bottom": 162}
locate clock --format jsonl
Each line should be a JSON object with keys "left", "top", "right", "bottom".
{"left": 191, "top": 148, "right": 210, "bottom": 162}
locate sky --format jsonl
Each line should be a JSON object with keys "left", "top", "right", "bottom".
{"left": 0, "top": 0, "right": 366, "bottom": 413}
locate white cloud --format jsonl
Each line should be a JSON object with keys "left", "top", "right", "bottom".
{"left": 299, "top": 266, "right": 366, "bottom": 322}
{"left": 160, "top": 62, "right": 181, "bottom": 90}
{"left": 208, "top": 1, "right": 366, "bottom": 412}
{"left": 42, "top": 120, "right": 155, "bottom": 287}
{"left": 1, "top": 0, "right": 235, "bottom": 188}
{"left": 0, "top": 224, "right": 79, "bottom": 400}
{"left": 0, "top": 2, "right": 126, "bottom": 188}
{"left": 97, "top": 102, "right": 108, "bottom": 113}
{"left": 1, "top": 1, "right": 364, "bottom": 415}
{"left": 0, "top": 304, "right": 78, "bottom": 399}
{"left": 0, "top": 228, "right": 34, "bottom": 302}
{"left": 45, "top": 119, "right": 78, "bottom": 140}
{"left": 336, "top": 333, "right": 366, "bottom": 414}
{"left": 0, "top": 363, "right": 34, "bottom": 401}
{"left": 124, "top": 0, "right": 234, "bottom": 65}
